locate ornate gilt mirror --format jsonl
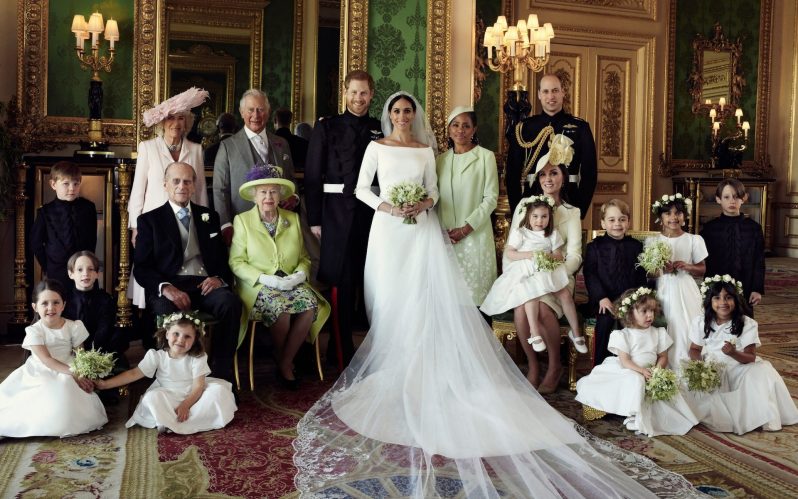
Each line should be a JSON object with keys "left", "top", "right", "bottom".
{"left": 688, "top": 23, "right": 745, "bottom": 116}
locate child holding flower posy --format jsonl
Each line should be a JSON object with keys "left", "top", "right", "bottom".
{"left": 684, "top": 276, "right": 798, "bottom": 434}
{"left": 575, "top": 287, "right": 697, "bottom": 436}
{"left": 649, "top": 193, "right": 707, "bottom": 367}
{"left": 96, "top": 312, "right": 237, "bottom": 434}
{"left": 0, "top": 280, "right": 107, "bottom": 438}
{"left": 481, "top": 195, "right": 587, "bottom": 370}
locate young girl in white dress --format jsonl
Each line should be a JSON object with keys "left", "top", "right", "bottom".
{"left": 684, "top": 276, "right": 798, "bottom": 434}
{"left": 481, "top": 195, "right": 587, "bottom": 354}
{"left": 576, "top": 287, "right": 698, "bottom": 436}
{"left": 0, "top": 280, "right": 107, "bottom": 438}
{"left": 649, "top": 193, "right": 707, "bottom": 367}
{"left": 96, "top": 312, "right": 236, "bottom": 434}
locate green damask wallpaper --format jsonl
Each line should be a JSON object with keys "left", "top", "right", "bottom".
{"left": 367, "top": 0, "right": 428, "bottom": 111}
{"left": 262, "top": 0, "right": 294, "bottom": 118}
{"left": 47, "top": 0, "right": 134, "bottom": 120}
{"left": 673, "top": 0, "right": 760, "bottom": 161}
{"left": 474, "top": 0, "right": 502, "bottom": 154}
{"left": 316, "top": 27, "right": 340, "bottom": 119}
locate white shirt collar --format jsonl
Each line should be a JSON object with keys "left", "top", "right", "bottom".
{"left": 168, "top": 200, "right": 190, "bottom": 215}
{"left": 244, "top": 126, "right": 267, "bottom": 142}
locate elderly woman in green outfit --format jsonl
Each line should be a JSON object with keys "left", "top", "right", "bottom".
{"left": 436, "top": 106, "right": 499, "bottom": 306}
{"left": 229, "top": 164, "right": 330, "bottom": 388}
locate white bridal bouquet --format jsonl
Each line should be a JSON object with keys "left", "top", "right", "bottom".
{"left": 644, "top": 367, "right": 679, "bottom": 401}
{"left": 533, "top": 251, "right": 562, "bottom": 272}
{"left": 681, "top": 359, "right": 723, "bottom": 393}
{"left": 637, "top": 239, "right": 673, "bottom": 275}
{"left": 388, "top": 182, "right": 428, "bottom": 225}
{"left": 70, "top": 348, "right": 116, "bottom": 379}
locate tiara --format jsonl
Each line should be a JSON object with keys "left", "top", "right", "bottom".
{"left": 699, "top": 274, "right": 744, "bottom": 301}
{"left": 522, "top": 195, "right": 556, "bottom": 208}
{"left": 157, "top": 311, "right": 206, "bottom": 336}
{"left": 651, "top": 193, "right": 693, "bottom": 222}
{"left": 616, "top": 286, "right": 656, "bottom": 318}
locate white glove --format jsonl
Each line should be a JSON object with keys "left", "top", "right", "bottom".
{"left": 258, "top": 274, "right": 292, "bottom": 291}
{"left": 282, "top": 270, "right": 306, "bottom": 290}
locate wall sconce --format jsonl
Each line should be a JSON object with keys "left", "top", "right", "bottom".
{"left": 705, "top": 97, "right": 749, "bottom": 170}
{"left": 71, "top": 11, "right": 120, "bottom": 156}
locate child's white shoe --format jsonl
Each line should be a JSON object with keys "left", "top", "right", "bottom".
{"left": 528, "top": 335, "right": 547, "bottom": 352}
{"left": 623, "top": 416, "right": 638, "bottom": 431}
{"left": 568, "top": 330, "right": 588, "bottom": 354}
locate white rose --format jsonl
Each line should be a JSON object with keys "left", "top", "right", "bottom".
{"left": 722, "top": 274, "right": 732, "bottom": 282}
{"left": 201, "top": 213, "right": 210, "bottom": 222}
{"left": 661, "top": 194, "right": 669, "bottom": 201}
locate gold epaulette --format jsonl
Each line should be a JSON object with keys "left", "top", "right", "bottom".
{"left": 517, "top": 124, "right": 554, "bottom": 185}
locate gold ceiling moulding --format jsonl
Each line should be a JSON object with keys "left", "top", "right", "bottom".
{"left": 529, "top": 0, "right": 656, "bottom": 21}
{"left": 291, "top": 0, "right": 305, "bottom": 124}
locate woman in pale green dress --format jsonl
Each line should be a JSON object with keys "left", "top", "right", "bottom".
{"left": 435, "top": 106, "right": 499, "bottom": 306}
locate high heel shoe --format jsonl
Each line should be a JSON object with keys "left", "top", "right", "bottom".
{"left": 568, "top": 330, "right": 588, "bottom": 354}
{"left": 277, "top": 372, "right": 300, "bottom": 391}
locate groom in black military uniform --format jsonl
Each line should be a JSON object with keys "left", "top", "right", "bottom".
{"left": 506, "top": 74, "right": 597, "bottom": 218}
{"left": 305, "top": 70, "right": 383, "bottom": 367}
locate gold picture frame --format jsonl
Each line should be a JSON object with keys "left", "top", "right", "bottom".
{"left": 660, "top": 0, "right": 773, "bottom": 176}
{"left": 16, "top": 0, "right": 154, "bottom": 146}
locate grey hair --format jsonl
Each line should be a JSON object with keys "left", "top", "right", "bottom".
{"left": 239, "top": 89, "right": 270, "bottom": 113}
{"left": 153, "top": 110, "right": 195, "bottom": 138}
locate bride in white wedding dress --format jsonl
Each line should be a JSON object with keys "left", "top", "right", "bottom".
{"left": 293, "top": 92, "right": 699, "bottom": 498}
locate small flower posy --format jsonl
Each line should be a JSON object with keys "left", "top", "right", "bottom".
{"left": 651, "top": 193, "right": 693, "bottom": 222}
{"left": 522, "top": 194, "right": 556, "bottom": 209}
{"left": 645, "top": 366, "right": 679, "bottom": 401}
{"left": 201, "top": 213, "right": 210, "bottom": 222}
{"left": 158, "top": 310, "right": 206, "bottom": 336}
{"left": 616, "top": 286, "right": 656, "bottom": 318}
{"left": 699, "top": 274, "right": 744, "bottom": 300}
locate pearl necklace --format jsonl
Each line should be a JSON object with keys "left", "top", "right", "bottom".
{"left": 166, "top": 139, "right": 182, "bottom": 153}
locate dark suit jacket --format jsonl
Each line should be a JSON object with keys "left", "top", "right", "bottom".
{"left": 133, "top": 201, "right": 232, "bottom": 296}
{"left": 583, "top": 234, "right": 647, "bottom": 313}
{"left": 30, "top": 197, "right": 97, "bottom": 285}
{"left": 275, "top": 127, "right": 309, "bottom": 171}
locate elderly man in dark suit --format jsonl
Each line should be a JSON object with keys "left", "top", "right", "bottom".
{"left": 213, "top": 89, "right": 296, "bottom": 246}
{"left": 134, "top": 162, "right": 242, "bottom": 384}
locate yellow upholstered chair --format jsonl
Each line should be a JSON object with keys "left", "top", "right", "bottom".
{"left": 233, "top": 320, "right": 324, "bottom": 391}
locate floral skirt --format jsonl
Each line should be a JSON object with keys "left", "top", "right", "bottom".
{"left": 251, "top": 282, "right": 318, "bottom": 327}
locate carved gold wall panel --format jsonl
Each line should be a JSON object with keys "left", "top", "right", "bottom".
{"left": 546, "top": 52, "right": 582, "bottom": 117}
{"left": 426, "top": 0, "right": 451, "bottom": 148}
{"left": 339, "top": 0, "right": 369, "bottom": 108}
{"left": 528, "top": 0, "right": 656, "bottom": 21}
{"left": 597, "top": 56, "right": 631, "bottom": 173}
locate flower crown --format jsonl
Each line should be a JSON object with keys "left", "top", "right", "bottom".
{"left": 651, "top": 193, "right": 692, "bottom": 221}
{"left": 157, "top": 311, "right": 206, "bottom": 336}
{"left": 522, "top": 195, "right": 556, "bottom": 209}
{"left": 616, "top": 286, "right": 656, "bottom": 318}
{"left": 700, "top": 274, "right": 744, "bottom": 301}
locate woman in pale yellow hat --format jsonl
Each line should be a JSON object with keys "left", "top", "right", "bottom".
{"left": 435, "top": 106, "right": 499, "bottom": 306}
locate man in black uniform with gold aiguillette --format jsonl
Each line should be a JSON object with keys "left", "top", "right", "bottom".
{"left": 507, "top": 74, "right": 597, "bottom": 218}
{"left": 305, "top": 70, "right": 383, "bottom": 367}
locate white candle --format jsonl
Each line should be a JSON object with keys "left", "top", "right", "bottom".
{"left": 742, "top": 121, "right": 750, "bottom": 138}
{"left": 734, "top": 108, "right": 743, "bottom": 125}
{"left": 709, "top": 108, "right": 717, "bottom": 120}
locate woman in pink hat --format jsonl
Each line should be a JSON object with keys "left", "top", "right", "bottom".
{"left": 128, "top": 87, "right": 210, "bottom": 309}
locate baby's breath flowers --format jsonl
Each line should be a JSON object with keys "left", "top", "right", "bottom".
{"left": 70, "top": 349, "right": 115, "bottom": 379}
{"left": 645, "top": 367, "right": 679, "bottom": 401}
{"left": 681, "top": 359, "right": 723, "bottom": 393}
{"left": 388, "top": 182, "right": 428, "bottom": 225}
{"left": 637, "top": 239, "right": 673, "bottom": 275}
{"left": 699, "top": 274, "right": 744, "bottom": 300}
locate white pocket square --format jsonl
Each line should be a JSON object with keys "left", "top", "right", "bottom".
{"left": 210, "top": 232, "right": 218, "bottom": 238}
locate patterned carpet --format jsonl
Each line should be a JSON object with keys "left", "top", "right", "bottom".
{"left": 0, "top": 258, "right": 796, "bottom": 498}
